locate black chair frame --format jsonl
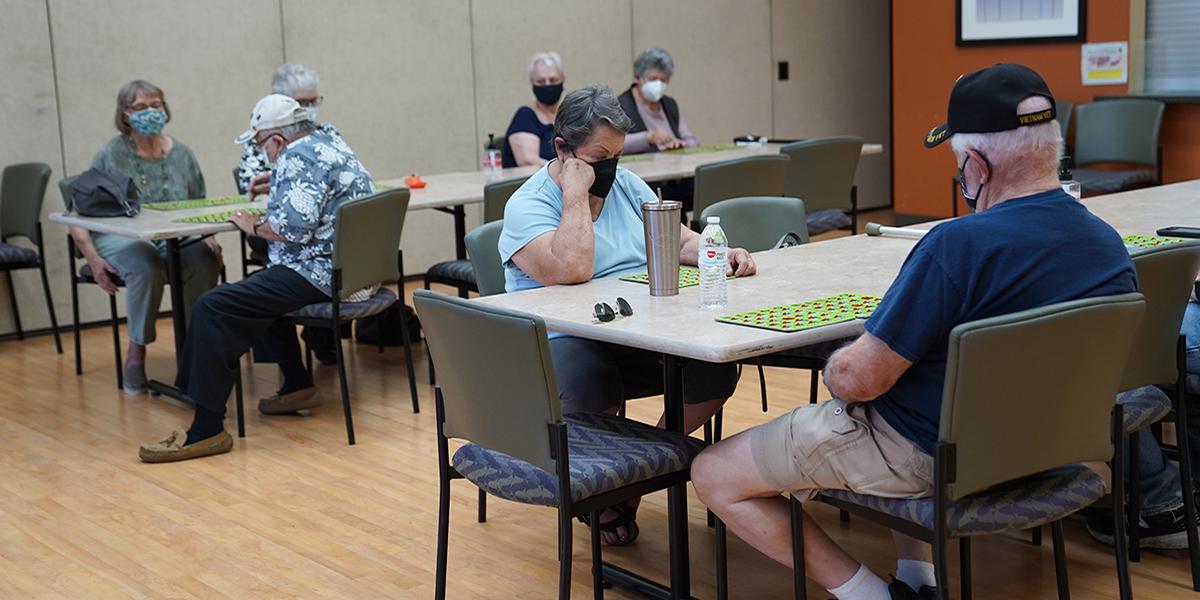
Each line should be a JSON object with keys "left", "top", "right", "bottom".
{"left": 2, "top": 221, "right": 62, "bottom": 352}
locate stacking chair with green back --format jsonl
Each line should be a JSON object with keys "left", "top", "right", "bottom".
{"left": 424, "top": 176, "right": 527, "bottom": 298}
{"left": 278, "top": 188, "right": 419, "bottom": 444}
{"left": 716, "top": 293, "right": 1146, "bottom": 600}
{"left": 691, "top": 154, "right": 789, "bottom": 231}
{"left": 416, "top": 289, "right": 705, "bottom": 599}
{"left": 425, "top": 176, "right": 527, "bottom": 384}
{"left": 0, "top": 162, "right": 61, "bottom": 353}
{"left": 780, "top": 136, "right": 864, "bottom": 235}
{"left": 58, "top": 176, "right": 128, "bottom": 388}
{"left": 1073, "top": 99, "right": 1166, "bottom": 195}
{"left": 698, "top": 196, "right": 825, "bottom": 417}
{"left": 463, "top": 220, "right": 506, "bottom": 298}
{"left": 1111, "top": 242, "right": 1200, "bottom": 590}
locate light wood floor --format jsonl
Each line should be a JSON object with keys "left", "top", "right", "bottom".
{"left": 2, "top": 248, "right": 1197, "bottom": 598}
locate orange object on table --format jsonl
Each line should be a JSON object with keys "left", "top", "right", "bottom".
{"left": 405, "top": 174, "right": 427, "bottom": 188}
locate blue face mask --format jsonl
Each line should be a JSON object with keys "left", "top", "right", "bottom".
{"left": 128, "top": 108, "right": 167, "bottom": 137}
{"left": 957, "top": 152, "right": 990, "bottom": 211}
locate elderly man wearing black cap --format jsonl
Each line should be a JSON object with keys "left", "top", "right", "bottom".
{"left": 691, "top": 64, "right": 1137, "bottom": 600}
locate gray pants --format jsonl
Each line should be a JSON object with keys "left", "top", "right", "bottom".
{"left": 91, "top": 234, "right": 221, "bottom": 345}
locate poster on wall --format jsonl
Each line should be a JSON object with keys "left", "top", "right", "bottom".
{"left": 957, "top": 0, "right": 1086, "bottom": 46}
{"left": 1081, "top": 42, "right": 1129, "bottom": 86}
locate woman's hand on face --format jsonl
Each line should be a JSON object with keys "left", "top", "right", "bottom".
{"left": 559, "top": 157, "right": 595, "bottom": 201}
{"left": 726, "top": 248, "right": 756, "bottom": 277}
{"left": 249, "top": 173, "right": 271, "bottom": 198}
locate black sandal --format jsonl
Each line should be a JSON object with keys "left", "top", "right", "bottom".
{"left": 579, "top": 503, "right": 640, "bottom": 547}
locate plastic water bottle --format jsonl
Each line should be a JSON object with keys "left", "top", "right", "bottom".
{"left": 483, "top": 133, "right": 503, "bottom": 180}
{"left": 698, "top": 216, "right": 729, "bottom": 309}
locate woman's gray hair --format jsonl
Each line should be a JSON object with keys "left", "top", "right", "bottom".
{"left": 271, "top": 63, "right": 320, "bottom": 96}
{"left": 554, "top": 84, "right": 633, "bottom": 149}
{"left": 527, "top": 51, "right": 564, "bottom": 80}
{"left": 634, "top": 47, "right": 675, "bottom": 78}
{"left": 114, "top": 80, "right": 170, "bottom": 136}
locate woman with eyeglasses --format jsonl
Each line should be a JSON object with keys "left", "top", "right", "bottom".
{"left": 503, "top": 52, "right": 566, "bottom": 167}
{"left": 236, "top": 63, "right": 341, "bottom": 198}
{"left": 66, "top": 79, "right": 220, "bottom": 395}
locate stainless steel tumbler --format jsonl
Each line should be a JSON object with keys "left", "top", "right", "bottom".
{"left": 642, "top": 200, "right": 682, "bottom": 296}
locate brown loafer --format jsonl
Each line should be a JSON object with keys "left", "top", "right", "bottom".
{"left": 139, "top": 430, "right": 233, "bottom": 463}
{"left": 258, "top": 386, "right": 321, "bottom": 415}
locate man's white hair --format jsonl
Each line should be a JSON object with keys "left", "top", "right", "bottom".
{"left": 527, "top": 51, "right": 564, "bottom": 80}
{"left": 950, "top": 96, "right": 1062, "bottom": 179}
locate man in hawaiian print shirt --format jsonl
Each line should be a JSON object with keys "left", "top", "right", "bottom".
{"left": 139, "top": 94, "right": 375, "bottom": 463}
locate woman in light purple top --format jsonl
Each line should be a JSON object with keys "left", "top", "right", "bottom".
{"left": 617, "top": 48, "right": 698, "bottom": 154}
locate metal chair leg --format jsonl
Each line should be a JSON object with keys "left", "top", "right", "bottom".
{"left": 756, "top": 359, "right": 768, "bottom": 412}
{"left": 590, "top": 509, "right": 604, "bottom": 599}
{"left": 790, "top": 496, "right": 807, "bottom": 600}
{"left": 716, "top": 517, "right": 729, "bottom": 600}
{"left": 809, "top": 369, "right": 819, "bottom": 405}
{"left": 234, "top": 359, "right": 245, "bottom": 438}
{"left": 37, "top": 261, "right": 62, "bottom": 354}
{"left": 477, "top": 489, "right": 487, "bottom": 523}
{"left": 1112, "top": 409, "right": 1133, "bottom": 600}
{"left": 398, "top": 303, "right": 421, "bottom": 413}
{"left": 1173, "top": 340, "right": 1200, "bottom": 591}
{"left": 434, "top": 467, "right": 451, "bottom": 600}
{"left": 71, "top": 274, "right": 82, "bottom": 376}
{"left": 959, "top": 537, "right": 972, "bottom": 600}
{"left": 109, "top": 294, "right": 122, "bottom": 390}
{"left": 1052, "top": 520, "right": 1071, "bottom": 600}
{"left": 5, "top": 271, "right": 23, "bottom": 340}
{"left": 332, "top": 325, "right": 355, "bottom": 445}
{"left": 1032, "top": 526, "right": 1043, "bottom": 546}
{"left": 558, "top": 504, "right": 573, "bottom": 600}
{"left": 1128, "top": 432, "right": 1141, "bottom": 562}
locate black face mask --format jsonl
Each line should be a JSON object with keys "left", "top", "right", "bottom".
{"left": 957, "top": 152, "right": 990, "bottom": 211}
{"left": 533, "top": 83, "right": 564, "bottom": 105}
{"left": 571, "top": 151, "right": 620, "bottom": 198}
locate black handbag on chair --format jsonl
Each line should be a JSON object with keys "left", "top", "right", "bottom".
{"left": 69, "top": 168, "right": 140, "bottom": 217}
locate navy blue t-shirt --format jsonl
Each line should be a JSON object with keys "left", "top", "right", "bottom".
{"left": 865, "top": 189, "right": 1137, "bottom": 455}
{"left": 503, "top": 106, "right": 555, "bottom": 168}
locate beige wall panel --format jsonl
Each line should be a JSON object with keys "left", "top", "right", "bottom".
{"left": 470, "top": 0, "right": 633, "bottom": 147}
{"left": 771, "top": 0, "right": 891, "bottom": 209}
{"left": 42, "top": 0, "right": 283, "bottom": 330}
{"left": 0, "top": 0, "right": 64, "bottom": 335}
{"left": 282, "top": 0, "right": 478, "bottom": 273}
{"left": 631, "top": 0, "right": 774, "bottom": 146}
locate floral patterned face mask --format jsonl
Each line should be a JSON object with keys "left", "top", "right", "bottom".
{"left": 127, "top": 109, "right": 167, "bottom": 137}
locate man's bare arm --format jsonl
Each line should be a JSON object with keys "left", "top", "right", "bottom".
{"left": 824, "top": 332, "right": 913, "bottom": 402}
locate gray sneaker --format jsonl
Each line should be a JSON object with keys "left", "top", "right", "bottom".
{"left": 123, "top": 362, "right": 147, "bottom": 395}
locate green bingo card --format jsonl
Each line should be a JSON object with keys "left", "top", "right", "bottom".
{"left": 619, "top": 266, "right": 733, "bottom": 288}
{"left": 1122, "top": 234, "right": 1185, "bottom": 249}
{"left": 716, "top": 293, "right": 883, "bottom": 333}
{"left": 173, "top": 207, "right": 266, "bottom": 224}
{"left": 144, "top": 196, "right": 249, "bottom": 211}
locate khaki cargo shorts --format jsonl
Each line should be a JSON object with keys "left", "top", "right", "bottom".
{"left": 751, "top": 398, "right": 934, "bottom": 501}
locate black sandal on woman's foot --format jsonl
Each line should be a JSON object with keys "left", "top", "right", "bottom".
{"left": 579, "top": 503, "right": 640, "bottom": 547}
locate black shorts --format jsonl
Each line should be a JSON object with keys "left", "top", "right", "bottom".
{"left": 548, "top": 336, "right": 740, "bottom": 415}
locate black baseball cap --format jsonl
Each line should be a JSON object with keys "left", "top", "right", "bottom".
{"left": 924, "top": 63, "right": 1056, "bottom": 148}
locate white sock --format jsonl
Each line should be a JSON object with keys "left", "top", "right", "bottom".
{"left": 896, "top": 558, "right": 937, "bottom": 590}
{"left": 828, "top": 564, "right": 891, "bottom": 600}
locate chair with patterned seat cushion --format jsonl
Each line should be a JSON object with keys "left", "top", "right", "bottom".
{"left": 1111, "top": 242, "right": 1200, "bottom": 583}
{"left": 1, "top": 163, "right": 62, "bottom": 353}
{"left": 1073, "top": 99, "right": 1165, "bottom": 195}
{"left": 423, "top": 176, "right": 527, "bottom": 300}
{"left": 256, "top": 188, "right": 419, "bottom": 445}
{"left": 714, "top": 293, "right": 1146, "bottom": 600}
{"left": 415, "top": 289, "right": 703, "bottom": 600}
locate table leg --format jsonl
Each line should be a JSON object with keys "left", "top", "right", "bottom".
{"left": 147, "top": 238, "right": 190, "bottom": 404}
{"left": 662, "top": 354, "right": 692, "bottom": 599}
{"left": 452, "top": 205, "right": 466, "bottom": 260}
{"left": 598, "top": 354, "right": 695, "bottom": 600}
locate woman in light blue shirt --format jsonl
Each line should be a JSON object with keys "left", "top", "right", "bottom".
{"left": 499, "top": 84, "right": 756, "bottom": 546}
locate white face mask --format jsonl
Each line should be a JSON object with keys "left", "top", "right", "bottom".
{"left": 303, "top": 107, "right": 319, "bottom": 121}
{"left": 640, "top": 79, "right": 667, "bottom": 102}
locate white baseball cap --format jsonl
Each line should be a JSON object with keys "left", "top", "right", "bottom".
{"left": 234, "top": 94, "right": 311, "bottom": 145}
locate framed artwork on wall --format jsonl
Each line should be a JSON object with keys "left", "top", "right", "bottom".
{"left": 957, "top": 0, "right": 1086, "bottom": 46}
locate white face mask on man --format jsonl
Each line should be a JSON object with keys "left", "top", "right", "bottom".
{"left": 640, "top": 79, "right": 667, "bottom": 102}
